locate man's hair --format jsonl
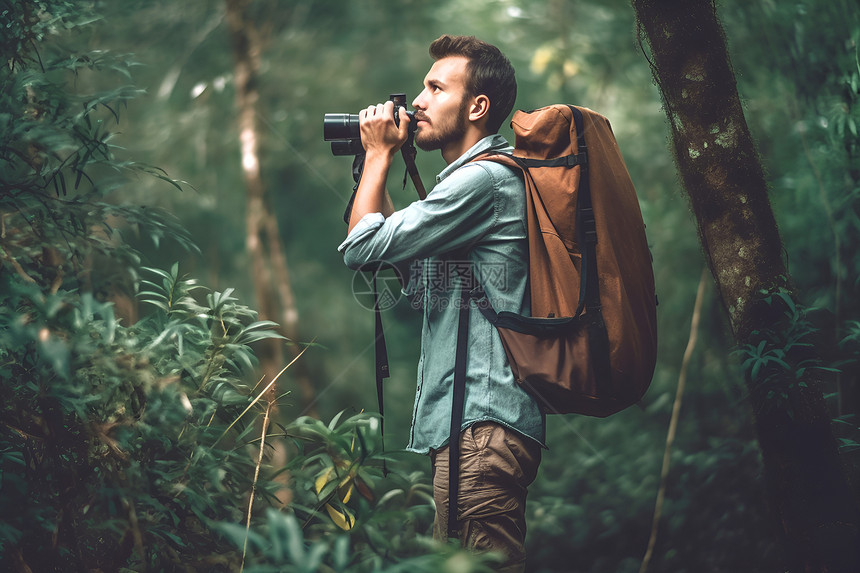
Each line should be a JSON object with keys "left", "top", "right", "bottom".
{"left": 429, "top": 34, "right": 517, "bottom": 134}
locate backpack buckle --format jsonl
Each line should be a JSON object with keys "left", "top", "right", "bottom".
{"left": 469, "top": 285, "right": 486, "bottom": 301}
{"left": 568, "top": 152, "right": 588, "bottom": 168}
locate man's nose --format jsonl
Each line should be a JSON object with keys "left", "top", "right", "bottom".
{"left": 412, "top": 91, "right": 426, "bottom": 110}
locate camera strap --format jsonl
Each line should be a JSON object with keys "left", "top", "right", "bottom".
{"left": 342, "top": 153, "right": 367, "bottom": 224}
{"left": 372, "top": 273, "right": 390, "bottom": 477}
{"left": 401, "top": 144, "right": 427, "bottom": 200}
{"left": 344, "top": 147, "right": 426, "bottom": 225}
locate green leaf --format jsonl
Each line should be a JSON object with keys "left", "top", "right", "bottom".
{"left": 328, "top": 409, "right": 347, "bottom": 431}
{"left": 838, "top": 438, "right": 860, "bottom": 453}
{"left": 332, "top": 535, "right": 351, "bottom": 571}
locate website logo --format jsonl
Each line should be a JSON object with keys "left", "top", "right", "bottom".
{"left": 351, "top": 262, "right": 403, "bottom": 312}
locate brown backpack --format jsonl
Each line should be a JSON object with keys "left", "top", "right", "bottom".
{"left": 446, "top": 105, "right": 658, "bottom": 539}
{"left": 432, "top": 105, "right": 658, "bottom": 540}
{"left": 462, "top": 104, "right": 659, "bottom": 417}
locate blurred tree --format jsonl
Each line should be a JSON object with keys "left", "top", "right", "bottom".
{"left": 632, "top": 0, "right": 860, "bottom": 570}
{"left": 224, "top": 0, "right": 316, "bottom": 415}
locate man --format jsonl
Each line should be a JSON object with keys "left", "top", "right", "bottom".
{"left": 338, "top": 35, "right": 544, "bottom": 572}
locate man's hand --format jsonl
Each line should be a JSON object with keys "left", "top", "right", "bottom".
{"left": 346, "top": 102, "right": 409, "bottom": 233}
{"left": 359, "top": 101, "right": 411, "bottom": 158}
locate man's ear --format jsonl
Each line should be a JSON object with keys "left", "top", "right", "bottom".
{"left": 469, "top": 94, "right": 490, "bottom": 124}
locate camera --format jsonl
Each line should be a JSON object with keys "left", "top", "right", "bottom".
{"left": 324, "top": 93, "right": 415, "bottom": 156}
{"left": 326, "top": 92, "right": 426, "bottom": 222}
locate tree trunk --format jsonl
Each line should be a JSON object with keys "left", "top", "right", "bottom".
{"left": 224, "top": 0, "right": 316, "bottom": 416}
{"left": 631, "top": 0, "right": 860, "bottom": 570}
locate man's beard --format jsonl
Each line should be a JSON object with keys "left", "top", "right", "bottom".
{"left": 414, "top": 97, "right": 470, "bottom": 152}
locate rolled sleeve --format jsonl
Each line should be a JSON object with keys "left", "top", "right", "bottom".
{"left": 338, "top": 212, "right": 385, "bottom": 270}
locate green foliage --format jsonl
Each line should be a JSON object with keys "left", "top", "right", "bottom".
{"left": 218, "top": 411, "right": 497, "bottom": 572}
{"left": 0, "top": 267, "right": 268, "bottom": 569}
{"left": 136, "top": 263, "right": 285, "bottom": 391}
{"left": 734, "top": 288, "right": 838, "bottom": 413}
{"left": 833, "top": 321, "right": 860, "bottom": 462}
{"left": 526, "top": 405, "right": 782, "bottom": 573}
{"left": 0, "top": 260, "right": 484, "bottom": 570}
{"left": 0, "top": 252, "right": 489, "bottom": 570}
{"left": 0, "top": 0, "right": 195, "bottom": 300}
{"left": 231, "top": 506, "right": 498, "bottom": 573}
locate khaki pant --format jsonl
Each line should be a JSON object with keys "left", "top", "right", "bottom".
{"left": 430, "top": 422, "right": 542, "bottom": 573}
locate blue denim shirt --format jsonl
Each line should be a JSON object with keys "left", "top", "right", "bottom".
{"left": 338, "top": 135, "right": 546, "bottom": 454}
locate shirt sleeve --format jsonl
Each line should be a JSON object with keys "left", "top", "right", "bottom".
{"left": 337, "top": 212, "right": 385, "bottom": 253}
{"left": 338, "top": 162, "right": 501, "bottom": 270}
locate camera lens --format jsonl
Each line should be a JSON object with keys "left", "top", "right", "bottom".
{"left": 323, "top": 113, "right": 360, "bottom": 141}
{"left": 330, "top": 139, "right": 364, "bottom": 156}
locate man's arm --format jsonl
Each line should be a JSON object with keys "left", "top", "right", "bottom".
{"left": 339, "top": 161, "right": 502, "bottom": 271}
{"left": 346, "top": 101, "right": 410, "bottom": 233}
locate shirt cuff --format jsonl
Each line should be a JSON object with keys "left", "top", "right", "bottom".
{"left": 337, "top": 212, "right": 385, "bottom": 253}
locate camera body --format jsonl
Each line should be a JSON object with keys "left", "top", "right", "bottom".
{"left": 324, "top": 93, "right": 415, "bottom": 156}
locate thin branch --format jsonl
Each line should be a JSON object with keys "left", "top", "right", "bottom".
{"left": 0, "top": 243, "right": 38, "bottom": 284}
{"left": 640, "top": 268, "right": 708, "bottom": 573}
{"left": 213, "top": 341, "right": 313, "bottom": 448}
{"left": 241, "top": 400, "right": 272, "bottom": 572}
{"left": 123, "top": 497, "right": 146, "bottom": 572}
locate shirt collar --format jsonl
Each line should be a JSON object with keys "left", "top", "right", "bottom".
{"left": 435, "top": 134, "right": 511, "bottom": 183}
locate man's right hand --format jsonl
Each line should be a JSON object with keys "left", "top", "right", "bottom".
{"left": 359, "top": 101, "right": 411, "bottom": 159}
{"left": 346, "top": 102, "right": 406, "bottom": 233}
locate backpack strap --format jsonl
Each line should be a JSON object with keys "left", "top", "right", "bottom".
{"left": 571, "top": 105, "right": 593, "bottom": 317}
{"left": 517, "top": 153, "right": 587, "bottom": 169}
{"left": 568, "top": 105, "right": 612, "bottom": 388}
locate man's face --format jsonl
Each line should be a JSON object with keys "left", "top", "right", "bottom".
{"left": 411, "top": 56, "right": 472, "bottom": 152}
